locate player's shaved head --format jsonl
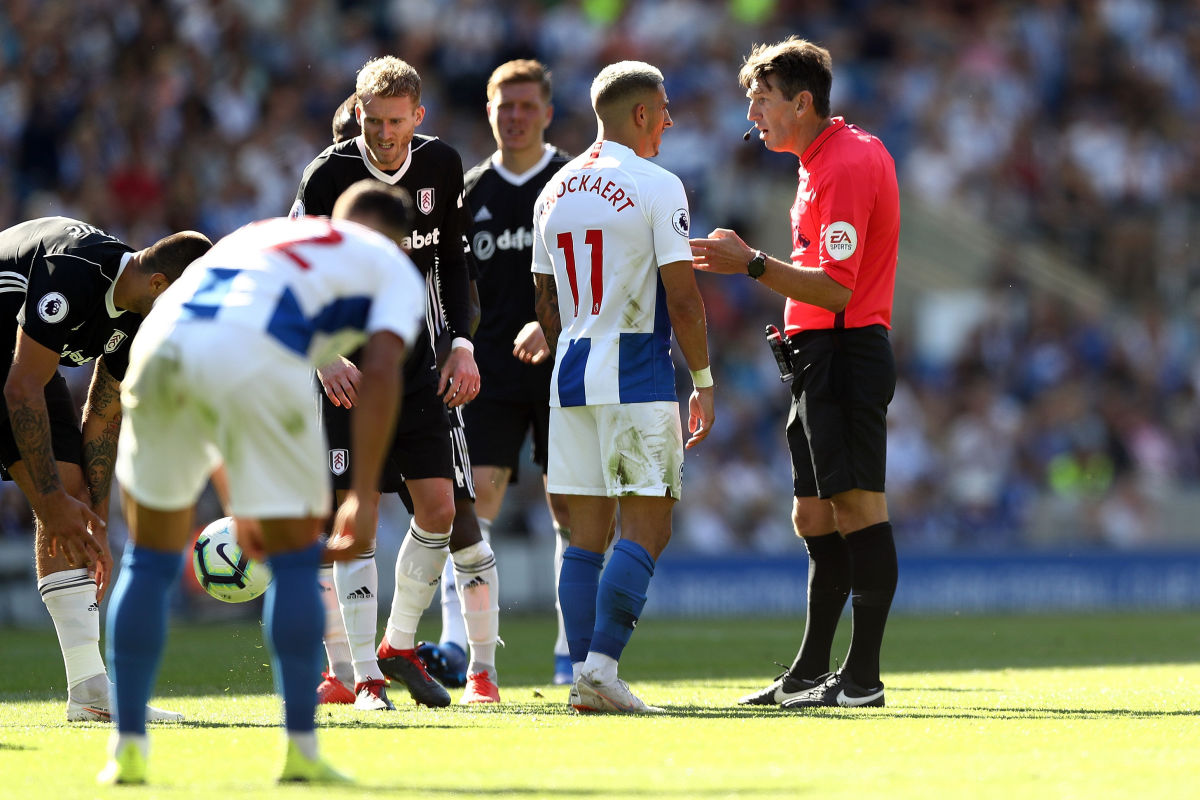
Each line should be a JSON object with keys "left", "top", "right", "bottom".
{"left": 333, "top": 180, "right": 414, "bottom": 243}
{"left": 356, "top": 56, "right": 422, "bottom": 106}
{"left": 590, "top": 61, "right": 664, "bottom": 123}
{"left": 137, "top": 231, "right": 213, "bottom": 282}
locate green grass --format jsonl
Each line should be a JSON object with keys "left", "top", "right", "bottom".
{"left": 1, "top": 612, "right": 1198, "bottom": 798}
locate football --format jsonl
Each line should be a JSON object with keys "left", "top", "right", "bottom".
{"left": 192, "top": 517, "right": 273, "bottom": 603}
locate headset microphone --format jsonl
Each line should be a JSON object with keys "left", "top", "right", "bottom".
{"left": 743, "top": 126, "right": 756, "bottom": 141}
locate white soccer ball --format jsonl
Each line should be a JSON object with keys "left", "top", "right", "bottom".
{"left": 191, "top": 517, "right": 273, "bottom": 603}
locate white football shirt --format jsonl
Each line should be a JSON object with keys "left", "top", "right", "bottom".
{"left": 532, "top": 140, "right": 692, "bottom": 407}
{"left": 145, "top": 216, "right": 426, "bottom": 367}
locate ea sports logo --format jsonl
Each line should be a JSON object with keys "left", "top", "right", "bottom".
{"left": 823, "top": 221, "right": 858, "bottom": 261}
{"left": 37, "top": 292, "right": 69, "bottom": 323}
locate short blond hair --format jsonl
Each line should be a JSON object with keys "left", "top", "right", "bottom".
{"left": 486, "top": 59, "right": 552, "bottom": 102}
{"left": 355, "top": 56, "right": 421, "bottom": 105}
{"left": 590, "top": 61, "right": 663, "bottom": 116}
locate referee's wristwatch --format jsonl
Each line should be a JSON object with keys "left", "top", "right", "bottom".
{"left": 746, "top": 250, "right": 767, "bottom": 280}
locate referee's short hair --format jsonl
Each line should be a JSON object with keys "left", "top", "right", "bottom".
{"left": 739, "top": 37, "right": 833, "bottom": 118}
{"left": 138, "top": 231, "right": 212, "bottom": 281}
{"left": 333, "top": 180, "right": 414, "bottom": 241}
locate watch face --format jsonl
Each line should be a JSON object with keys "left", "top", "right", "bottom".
{"left": 748, "top": 253, "right": 766, "bottom": 278}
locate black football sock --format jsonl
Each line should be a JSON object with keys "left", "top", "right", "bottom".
{"left": 788, "top": 531, "right": 851, "bottom": 682}
{"left": 842, "top": 521, "right": 898, "bottom": 688}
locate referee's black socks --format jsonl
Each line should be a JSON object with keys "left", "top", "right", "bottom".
{"left": 842, "top": 521, "right": 898, "bottom": 689}
{"left": 789, "top": 531, "right": 851, "bottom": 681}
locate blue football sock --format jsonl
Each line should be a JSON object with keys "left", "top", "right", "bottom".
{"left": 263, "top": 541, "right": 324, "bottom": 733}
{"left": 590, "top": 539, "right": 655, "bottom": 661}
{"left": 106, "top": 544, "right": 184, "bottom": 735}
{"left": 557, "top": 546, "right": 604, "bottom": 664}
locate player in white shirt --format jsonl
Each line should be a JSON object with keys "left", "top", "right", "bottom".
{"left": 532, "top": 61, "right": 715, "bottom": 713}
{"left": 99, "top": 181, "right": 425, "bottom": 786}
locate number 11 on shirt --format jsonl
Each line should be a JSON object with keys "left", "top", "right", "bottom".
{"left": 556, "top": 229, "right": 603, "bottom": 315}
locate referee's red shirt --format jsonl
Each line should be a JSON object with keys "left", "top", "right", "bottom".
{"left": 784, "top": 117, "right": 899, "bottom": 334}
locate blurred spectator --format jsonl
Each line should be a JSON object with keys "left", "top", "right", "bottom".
{"left": 1, "top": 0, "right": 1198, "bottom": 552}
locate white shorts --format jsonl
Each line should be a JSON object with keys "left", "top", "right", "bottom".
{"left": 547, "top": 402, "right": 683, "bottom": 499}
{"left": 115, "top": 322, "right": 331, "bottom": 519}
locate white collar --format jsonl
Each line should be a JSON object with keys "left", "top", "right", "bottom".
{"left": 107, "top": 253, "right": 132, "bottom": 318}
{"left": 356, "top": 135, "right": 412, "bottom": 184}
{"left": 490, "top": 144, "right": 557, "bottom": 186}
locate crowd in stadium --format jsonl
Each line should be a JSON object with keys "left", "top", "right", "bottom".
{"left": 1, "top": 0, "right": 1198, "bottom": 552}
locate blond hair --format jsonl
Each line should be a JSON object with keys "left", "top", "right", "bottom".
{"left": 355, "top": 56, "right": 422, "bottom": 105}
{"left": 486, "top": 59, "right": 552, "bottom": 102}
{"left": 590, "top": 61, "right": 663, "bottom": 117}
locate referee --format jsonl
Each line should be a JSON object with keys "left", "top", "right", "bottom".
{"left": 690, "top": 37, "right": 900, "bottom": 709}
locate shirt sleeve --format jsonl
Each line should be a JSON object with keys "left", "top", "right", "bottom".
{"left": 291, "top": 161, "right": 338, "bottom": 218}
{"left": 531, "top": 195, "right": 553, "bottom": 275}
{"left": 815, "top": 158, "right": 870, "bottom": 290}
{"left": 19, "top": 254, "right": 95, "bottom": 355}
{"left": 435, "top": 165, "right": 474, "bottom": 341}
{"left": 648, "top": 172, "right": 693, "bottom": 267}
{"left": 368, "top": 248, "right": 427, "bottom": 348}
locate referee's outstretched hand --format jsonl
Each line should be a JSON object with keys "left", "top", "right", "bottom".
{"left": 690, "top": 228, "right": 753, "bottom": 275}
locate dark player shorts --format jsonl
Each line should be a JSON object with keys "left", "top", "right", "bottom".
{"left": 323, "top": 380, "right": 461, "bottom": 496}
{"left": 462, "top": 395, "right": 550, "bottom": 482}
{"left": 786, "top": 325, "right": 896, "bottom": 499}
{"left": 0, "top": 371, "right": 83, "bottom": 482}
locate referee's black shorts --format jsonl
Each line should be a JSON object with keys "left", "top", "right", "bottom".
{"left": 322, "top": 380, "right": 461, "bottom": 497}
{"left": 0, "top": 371, "right": 83, "bottom": 482}
{"left": 462, "top": 394, "right": 550, "bottom": 483}
{"left": 786, "top": 324, "right": 895, "bottom": 499}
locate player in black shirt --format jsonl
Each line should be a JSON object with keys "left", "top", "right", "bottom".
{"left": 291, "top": 56, "right": 500, "bottom": 708}
{"left": 433, "top": 60, "right": 578, "bottom": 686}
{"left": 0, "top": 216, "right": 210, "bottom": 722}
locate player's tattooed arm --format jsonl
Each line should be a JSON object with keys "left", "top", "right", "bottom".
{"left": 81, "top": 357, "right": 122, "bottom": 511}
{"left": 534, "top": 273, "right": 561, "bottom": 359}
{"left": 8, "top": 400, "right": 61, "bottom": 496}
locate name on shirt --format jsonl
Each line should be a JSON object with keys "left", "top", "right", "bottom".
{"left": 542, "top": 174, "right": 637, "bottom": 217}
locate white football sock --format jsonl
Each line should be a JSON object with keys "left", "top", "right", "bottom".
{"left": 318, "top": 564, "right": 353, "bottom": 686}
{"left": 39, "top": 569, "right": 106, "bottom": 694}
{"left": 440, "top": 517, "right": 491, "bottom": 652}
{"left": 553, "top": 524, "right": 570, "bottom": 657}
{"left": 582, "top": 652, "right": 619, "bottom": 685}
{"left": 288, "top": 731, "right": 318, "bottom": 762}
{"left": 333, "top": 549, "right": 383, "bottom": 683}
{"left": 438, "top": 555, "right": 464, "bottom": 650}
{"left": 109, "top": 731, "right": 148, "bottom": 760}
{"left": 384, "top": 521, "right": 450, "bottom": 650}
{"left": 452, "top": 539, "right": 499, "bottom": 669}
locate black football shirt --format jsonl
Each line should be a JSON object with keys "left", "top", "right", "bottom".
{"left": 464, "top": 145, "right": 570, "bottom": 402}
{"left": 291, "top": 134, "right": 475, "bottom": 393}
{"left": 0, "top": 216, "right": 141, "bottom": 382}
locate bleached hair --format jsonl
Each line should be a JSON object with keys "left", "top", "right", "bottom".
{"left": 590, "top": 61, "right": 664, "bottom": 115}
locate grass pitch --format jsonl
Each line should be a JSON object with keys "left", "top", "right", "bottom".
{"left": 1, "top": 611, "right": 1197, "bottom": 799}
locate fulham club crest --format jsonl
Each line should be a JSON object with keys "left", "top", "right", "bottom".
{"left": 329, "top": 449, "right": 349, "bottom": 476}
{"left": 104, "top": 331, "right": 127, "bottom": 353}
{"left": 417, "top": 188, "right": 435, "bottom": 215}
